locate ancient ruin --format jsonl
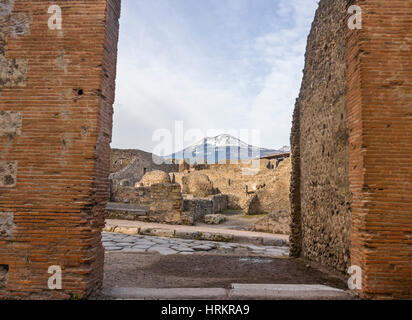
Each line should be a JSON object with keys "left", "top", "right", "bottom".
{"left": 0, "top": 0, "right": 410, "bottom": 300}
{"left": 0, "top": 0, "right": 121, "bottom": 299}
{"left": 290, "top": 0, "right": 412, "bottom": 299}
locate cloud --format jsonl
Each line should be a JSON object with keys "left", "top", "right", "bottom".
{"left": 112, "top": 0, "right": 318, "bottom": 152}
{"left": 248, "top": 0, "right": 318, "bottom": 148}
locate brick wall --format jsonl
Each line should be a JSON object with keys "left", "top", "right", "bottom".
{"left": 291, "top": 0, "right": 412, "bottom": 299}
{"left": 0, "top": 0, "right": 120, "bottom": 299}
{"left": 347, "top": 0, "right": 412, "bottom": 299}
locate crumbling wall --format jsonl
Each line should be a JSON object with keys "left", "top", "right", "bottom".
{"left": 110, "top": 184, "right": 152, "bottom": 206}
{"left": 0, "top": 0, "right": 121, "bottom": 299}
{"left": 182, "top": 194, "right": 228, "bottom": 224}
{"left": 149, "top": 183, "right": 182, "bottom": 224}
{"left": 290, "top": 0, "right": 352, "bottom": 273}
{"left": 253, "top": 210, "right": 290, "bottom": 235}
{"left": 139, "top": 170, "right": 171, "bottom": 187}
{"left": 110, "top": 148, "right": 178, "bottom": 185}
{"left": 110, "top": 183, "right": 183, "bottom": 224}
{"left": 181, "top": 173, "right": 214, "bottom": 198}
{"left": 174, "top": 159, "right": 291, "bottom": 215}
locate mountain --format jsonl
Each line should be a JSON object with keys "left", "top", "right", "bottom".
{"left": 165, "top": 134, "right": 288, "bottom": 164}
{"left": 278, "top": 145, "right": 291, "bottom": 153}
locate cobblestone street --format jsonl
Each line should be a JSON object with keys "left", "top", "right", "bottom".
{"left": 103, "top": 232, "right": 289, "bottom": 257}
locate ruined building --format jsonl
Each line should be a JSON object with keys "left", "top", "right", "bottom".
{"left": 0, "top": 0, "right": 411, "bottom": 299}
{"left": 110, "top": 148, "right": 178, "bottom": 186}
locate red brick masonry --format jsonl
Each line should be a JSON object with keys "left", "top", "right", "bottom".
{"left": 347, "top": 0, "right": 412, "bottom": 299}
{"left": 0, "top": 0, "right": 120, "bottom": 299}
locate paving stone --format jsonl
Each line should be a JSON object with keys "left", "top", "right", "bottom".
{"left": 151, "top": 238, "right": 171, "bottom": 244}
{"left": 122, "top": 248, "right": 147, "bottom": 253}
{"left": 114, "top": 239, "right": 135, "bottom": 243}
{"left": 198, "top": 232, "right": 233, "bottom": 242}
{"left": 135, "top": 241, "right": 155, "bottom": 246}
{"left": 262, "top": 238, "right": 287, "bottom": 247}
{"left": 265, "top": 249, "right": 287, "bottom": 256}
{"left": 123, "top": 236, "right": 142, "bottom": 241}
{"left": 102, "top": 242, "right": 116, "bottom": 246}
{"left": 175, "top": 230, "right": 199, "bottom": 240}
{"left": 242, "top": 244, "right": 266, "bottom": 251}
{"left": 140, "top": 228, "right": 175, "bottom": 238}
{"left": 104, "top": 232, "right": 288, "bottom": 257}
{"left": 105, "top": 246, "right": 123, "bottom": 251}
{"left": 219, "top": 245, "right": 236, "bottom": 250}
{"left": 115, "top": 242, "right": 134, "bottom": 246}
{"left": 132, "top": 245, "right": 152, "bottom": 250}
{"left": 171, "top": 246, "right": 194, "bottom": 252}
{"left": 147, "top": 246, "right": 177, "bottom": 255}
{"left": 192, "top": 245, "right": 213, "bottom": 251}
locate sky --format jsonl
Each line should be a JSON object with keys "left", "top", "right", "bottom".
{"left": 111, "top": 0, "right": 319, "bottom": 154}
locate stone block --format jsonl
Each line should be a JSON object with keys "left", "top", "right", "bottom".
{"left": 0, "top": 212, "right": 14, "bottom": 237}
{"left": 0, "top": 111, "right": 22, "bottom": 136}
{"left": 0, "top": 161, "right": 17, "bottom": 188}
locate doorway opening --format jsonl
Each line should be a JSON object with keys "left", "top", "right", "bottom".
{"left": 98, "top": 0, "right": 349, "bottom": 299}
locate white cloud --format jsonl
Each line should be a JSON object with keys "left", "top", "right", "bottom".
{"left": 248, "top": 0, "right": 318, "bottom": 148}
{"left": 112, "top": 0, "right": 318, "bottom": 152}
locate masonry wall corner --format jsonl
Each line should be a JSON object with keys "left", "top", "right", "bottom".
{"left": 0, "top": 0, "right": 121, "bottom": 299}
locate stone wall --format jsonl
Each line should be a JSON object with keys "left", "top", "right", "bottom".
{"left": 0, "top": 0, "right": 121, "bottom": 299}
{"left": 181, "top": 173, "right": 214, "bottom": 198}
{"left": 290, "top": 0, "right": 351, "bottom": 273}
{"left": 291, "top": 0, "right": 412, "bottom": 299}
{"left": 174, "top": 158, "right": 291, "bottom": 215}
{"left": 110, "top": 148, "right": 178, "bottom": 186}
{"left": 253, "top": 210, "right": 290, "bottom": 235}
{"left": 149, "top": 183, "right": 182, "bottom": 224}
{"left": 183, "top": 194, "right": 228, "bottom": 224}
{"left": 110, "top": 183, "right": 183, "bottom": 224}
{"left": 111, "top": 184, "right": 151, "bottom": 206}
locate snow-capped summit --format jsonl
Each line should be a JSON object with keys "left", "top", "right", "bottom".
{"left": 194, "top": 134, "right": 250, "bottom": 148}
{"left": 165, "top": 134, "right": 288, "bottom": 164}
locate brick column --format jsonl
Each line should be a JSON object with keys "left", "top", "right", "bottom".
{"left": 347, "top": 0, "right": 412, "bottom": 299}
{"left": 0, "top": 0, "right": 120, "bottom": 299}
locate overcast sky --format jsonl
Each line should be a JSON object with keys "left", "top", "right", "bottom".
{"left": 111, "top": 0, "right": 318, "bottom": 153}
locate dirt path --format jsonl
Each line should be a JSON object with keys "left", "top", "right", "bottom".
{"left": 97, "top": 251, "right": 348, "bottom": 293}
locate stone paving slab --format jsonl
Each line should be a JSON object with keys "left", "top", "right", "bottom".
{"left": 103, "top": 232, "right": 289, "bottom": 257}
{"left": 228, "top": 284, "right": 353, "bottom": 300}
{"left": 102, "top": 285, "right": 353, "bottom": 300}
{"left": 104, "top": 219, "right": 289, "bottom": 247}
{"left": 103, "top": 287, "right": 229, "bottom": 300}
